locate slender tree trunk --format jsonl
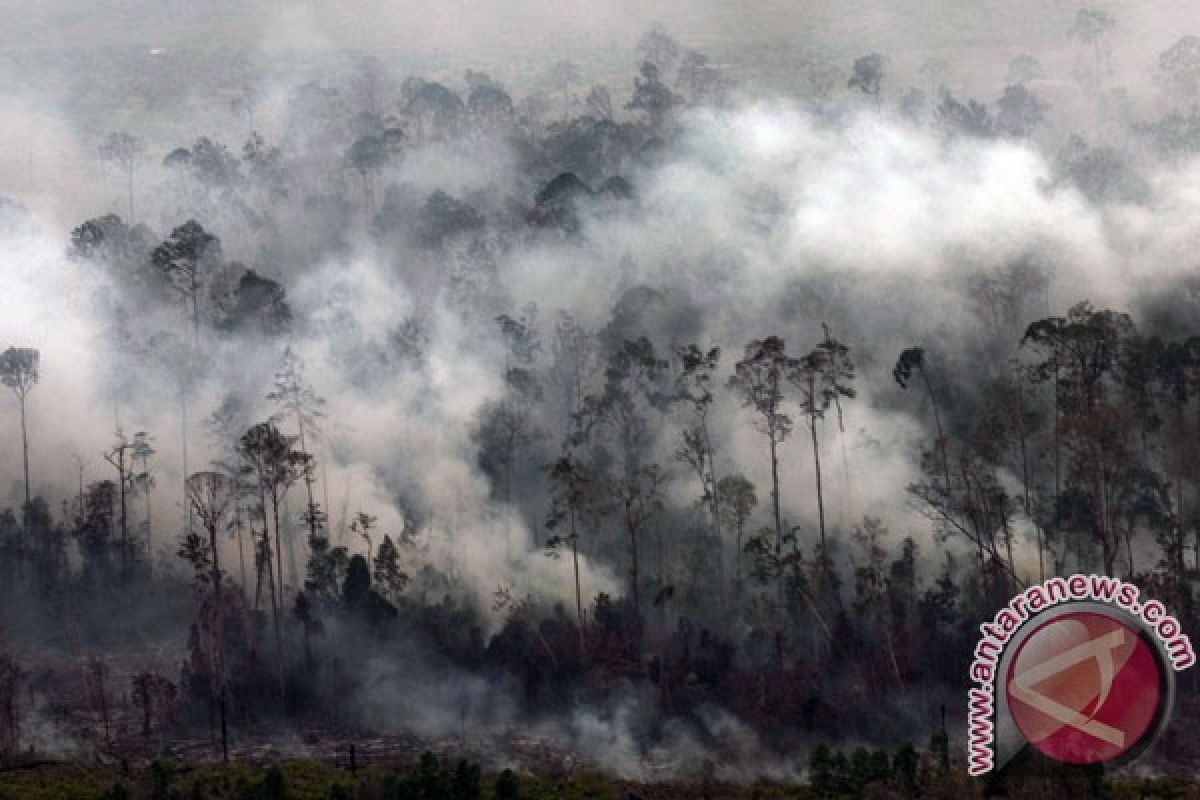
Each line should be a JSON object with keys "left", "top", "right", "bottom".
{"left": 206, "top": 520, "right": 228, "bottom": 763}
{"left": 127, "top": 162, "right": 135, "bottom": 224}
{"left": 735, "top": 518, "right": 744, "bottom": 600}
{"left": 253, "top": 529, "right": 264, "bottom": 612}
{"left": 294, "top": 408, "right": 319, "bottom": 549}
{"left": 283, "top": 493, "right": 298, "bottom": 594}
{"left": 811, "top": 418, "right": 826, "bottom": 551}
{"left": 271, "top": 491, "right": 286, "bottom": 630}
{"left": 118, "top": 451, "right": 128, "bottom": 585}
{"left": 701, "top": 418, "right": 725, "bottom": 614}
{"left": 19, "top": 396, "right": 29, "bottom": 547}
{"left": 1053, "top": 361, "right": 1061, "bottom": 523}
{"left": 181, "top": 396, "right": 190, "bottom": 536}
{"left": 625, "top": 497, "right": 641, "bottom": 643}
{"left": 96, "top": 662, "right": 110, "bottom": 749}
{"left": 236, "top": 499, "right": 247, "bottom": 602}
{"left": 1177, "top": 404, "right": 1187, "bottom": 581}
{"left": 191, "top": 285, "right": 200, "bottom": 346}
{"left": 1015, "top": 373, "right": 1042, "bottom": 582}
{"left": 570, "top": 506, "right": 584, "bottom": 652}
{"left": 141, "top": 454, "right": 152, "bottom": 537}
{"left": 921, "top": 370, "right": 950, "bottom": 489}
{"left": 262, "top": 518, "right": 284, "bottom": 700}
{"left": 769, "top": 428, "right": 782, "bottom": 552}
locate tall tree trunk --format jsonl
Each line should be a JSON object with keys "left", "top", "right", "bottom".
{"left": 118, "top": 450, "right": 128, "bottom": 586}
{"left": 769, "top": 428, "right": 782, "bottom": 553}
{"left": 236, "top": 499, "right": 247, "bottom": 602}
{"left": 701, "top": 418, "right": 725, "bottom": 614}
{"left": 141, "top": 454, "right": 152, "bottom": 537}
{"left": 1015, "top": 371, "right": 1042, "bottom": 582}
{"left": 127, "top": 162, "right": 135, "bottom": 224}
{"left": 262, "top": 521, "right": 284, "bottom": 700}
{"left": 921, "top": 370, "right": 950, "bottom": 489}
{"left": 570, "top": 507, "right": 583, "bottom": 653}
{"left": 271, "top": 491, "right": 286, "bottom": 635}
{"left": 293, "top": 405, "right": 319, "bottom": 552}
{"left": 206, "top": 520, "right": 228, "bottom": 763}
{"left": 625, "top": 497, "right": 641, "bottom": 647}
{"left": 181, "top": 396, "right": 190, "bottom": 537}
{"left": 811, "top": 418, "right": 826, "bottom": 551}
{"left": 19, "top": 396, "right": 29, "bottom": 548}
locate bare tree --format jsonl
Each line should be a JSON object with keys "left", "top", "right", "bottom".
{"left": 0, "top": 347, "right": 39, "bottom": 544}
{"left": 185, "top": 471, "right": 234, "bottom": 763}
{"left": 103, "top": 428, "right": 151, "bottom": 585}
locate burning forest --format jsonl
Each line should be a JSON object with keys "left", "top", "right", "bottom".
{"left": 3, "top": 1, "right": 1200, "bottom": 797}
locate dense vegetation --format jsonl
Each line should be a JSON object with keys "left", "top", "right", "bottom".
{"left": 4, "top": 6, "right": 1200, "bottom": 793}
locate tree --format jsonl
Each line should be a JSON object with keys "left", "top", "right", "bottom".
{"left": 996, "top": 84, "right": 1050, "bottom": 138}
{"left": 351, "top": 511, "right": 377, "bottom": 561}
{"left": 1159, "top": 36, "right": 1200, "bottom": 105}
{"left": 151, "top": 220, "right": 222, "bottom": 344}
{"left": 493, "top": 768, "right": 519, "bottom": 800}
{"left": 636, "top": 24, "right": 681, "bottom": 74}
{"left": 815, "top": 325, "right": 856, "bottom": 524}
{"left": 467, "top": 83, "right": 515, "bottom": 131}
{"left": 716, "top": 474, "right": 757, "bottom": 599}
{"left": 585, "top": 85, "right": 614, "bottom": 121}
{"left": 402, "top": 80, "right": 465, "bottom": 144}
{"left": 1069, "top": 8, "right": 1116, "bottom": 105}
{"left": 346, "top": 134, "right": 388, "bottom": 210}
{"left": 727, "top": 337, "right": 798, "bottom": 560}
{"left": 848, "top": 54, "right": 885, "bottom": 104}
{"left": 1154, "top": 338, "right": 1195, "bottom": 579}
{"left": 809, "top": 744, "right": 837, "bottom": 798}
{"left": 372, "top": 534, "right": 408, "bottom": 605}
{"left": 131, "top": 432, "right": 155, "bottom": 538}
{"left": 267, "top": 347, "right": 326, "bottom": 580}
{"left": 1023, "top": 303, "right": 1137, "bottom": 576}
{"left": 546, "top": 311, "right": 600, "bottom": 447}
{"left": 675, "top": 50, "right": 729, "bottom": 104}
{"left": 103, "top": 427, "right": 151, "bottom": 585}
{"left": 1007, "top": 54, "right": 1044, "bottom": 86}
{"left": 674, "top": 344, "right": 725, "bottom": 606}
{"left": 612, "top": 465, "right": 665, "bottom": 646}
{"left": 548, "top": 61, "right": 580, "bottom": 123}
{"left": 238, "top": 420, "right": 306, "bottom": 696}
{"left": 893, "top": 347, "right": 949, "bottom": 488}
{"left": 0, "top": 347, "right": 38, "bottom": 544}
{"left": 98, "top": 132, "right": 143, "bottom": 223}
{"left": 544, "top": 455, "right": 592, "bottom": 647}
{"left": 628, "top": 63, "right": 679, "bottom": 128}
{"left": 934, "top": 91, "right": 994, "bottom": 138}
{"left": 483, "top": 308, "right": 544, "bottom": 557}
{"left": 218, "top": 268, "right": 292, "bottom": 337}
{"left": 792, "top": 329, "right": 856, "bottom": 553}
{"left": 1069, "top": 9, "right": 1116, "bottom": 67}
{"left": 185, "top": 471, "right": 234, "bottom": 763}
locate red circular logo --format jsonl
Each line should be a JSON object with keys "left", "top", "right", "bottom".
{"left": 1006, "top": 611, "right": 1163, "bottom": 764}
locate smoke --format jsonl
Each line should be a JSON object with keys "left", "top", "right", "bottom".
{"left": 7, "top": 0, "right": 1200, "bottom": 777}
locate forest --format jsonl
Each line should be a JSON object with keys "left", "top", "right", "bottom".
{"left": 4, "top": 1, "right": 1200, "bottom": 796}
